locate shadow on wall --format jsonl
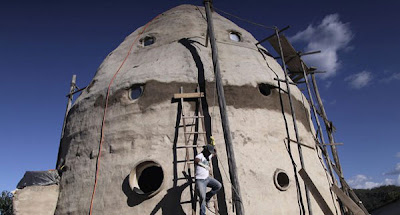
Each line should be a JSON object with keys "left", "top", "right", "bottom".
{"left": 122, "top": 176, "right": 147, "bottom": 207}
{"left": 122, "top": 175, "right": 190, "bottom": 215}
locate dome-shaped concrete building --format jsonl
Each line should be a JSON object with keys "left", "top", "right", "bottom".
{"left": 54, "top": 4, "right": 345, "bottom": 215}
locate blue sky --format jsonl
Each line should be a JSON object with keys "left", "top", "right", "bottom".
{"left": 1, "top": 0, "right": 399, "bottom": 191}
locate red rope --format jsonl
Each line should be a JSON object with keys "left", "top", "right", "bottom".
{"left": 88, "top": 14, "right": 161, "bottom": 215}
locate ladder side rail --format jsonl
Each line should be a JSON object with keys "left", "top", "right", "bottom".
{"left": 300, "top": 62, "right": 341, "bottom": 215}
{"left": 310, "top": 75, "right": 343, "bottom": 175}
{"left": 180, "top": 87, "right": 198, "bottom": 215}
{"left": 275, "top": 28, "right": 313, "bottom": 215}
{"left": 197, "top": 86, "right": 219, "bottom": 214}
{"left": 310, "top": 74, "right": 346, "bottom": 189}
{"left": 311, "top": 75, "right": 368, "bottom": 214}
{"left": 301, "top": 62, "right": 337, "bottom": 183}
{"left": 180, "top": 87, "right": 191, "bottom": 172}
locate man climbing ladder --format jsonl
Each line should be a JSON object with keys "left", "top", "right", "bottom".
{"left": 195, "top": 144, "right": 222, "bottom": 215}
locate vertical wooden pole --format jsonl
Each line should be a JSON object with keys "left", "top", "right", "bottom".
{"left": 311, "top": 74, "right": 369, "bottom": 214}
{"left": 301, "top": 62, "right": 337, "bottom": 185}
{"left": 61, "top": 75, "right": 76, "bottom": 138}
{"left": 204, "top": 1, "right": 244, "bottom": 214}
{"left": 310, "top": 74, "right": 344, "bottom": 180}
{"left": 274, "top": 28, "right": 312, "bottom": 215}
{"left": 56, "top": 74, "right": 76, "bottom": 168}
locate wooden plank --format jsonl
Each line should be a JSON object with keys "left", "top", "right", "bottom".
{"left": 331, "top": 185, "right": 366, "bottom": 215}
{"left": 286, "top": 138, "right": 315, "bottom": 150}
{"left": 174, "top": 92, "right": 204, "bottom": 99}
{"left": 298, "top": 169, "right": 334, "bottom": 215}
{"left": 338, "top": 176, "right": 370, "bottom": 215}
{"left": 321, "top": 143, "right": 343, "bottom": 146}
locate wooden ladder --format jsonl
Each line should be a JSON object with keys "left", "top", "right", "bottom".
{"left": 174, "top": 86, "right": 219, "bottom": 215}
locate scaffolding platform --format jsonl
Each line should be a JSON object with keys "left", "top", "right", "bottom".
{"left": 267, "top": 34, "right": 313, "bottom": 83}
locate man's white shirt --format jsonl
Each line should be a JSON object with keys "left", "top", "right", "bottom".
{"left": 195, "top": 153, "right": 213, "bottom": 179}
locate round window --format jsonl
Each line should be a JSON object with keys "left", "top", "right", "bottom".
{"left": 229, "top": 32, "right": 241, "bottom": 42}
{"left": 258, "top": 83, "right": 273, "bottom": 96}
{"left": 129, "top": 160, "right": 164, "bottom": 197}
{"left": 141, "top": 36, "right": 155, "bottom": 46}
{"left": 130, "top": 85, "right": 143, "bottom": 100}
{"left": 274, "top": 169, "right": 290, "bottom": 191}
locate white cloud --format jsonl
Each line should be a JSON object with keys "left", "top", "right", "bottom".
{"left": 348, "top": 174, "right": 382, "bottom": 189}
{"left": 380, "top": 72, "right": 400, "bottom": 83}
{"left": 385, "top": 178, "right": 396, "bottom": 185}
{"left": 396, "top": 152, "right": 400, "bottom": 158}
{"left": 289, "top": 14, "right": 353, "bottom": 78}
{"left": 384, "top": 163, "right": 400, "bottom": 175}
{"left": 348, "top": 172, "right": 400, "bottom": 189}
{"left": 349, "top": 162, "right": 400, "bottom": 189}
{"left": 345, "top": 71, "right": 373, "bottom": 89}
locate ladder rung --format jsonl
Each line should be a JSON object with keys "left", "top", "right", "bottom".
{"left": 182, "top": 116, "right": 204, "bottom": 119}
{"left": 178, "top": 124, "right": 197, "bottom": 127}
{"left": 180, "top": 198, "right": 217, "bottom": 205}
{"left": 176, "top": 177, "right": 195, "bottom": 180}
{"left": 176, "top": 159, "right": 195, "bottom": 163}
{"left": 274, "top": 78, "right": 296, "bottom": 85}
{"left": 176, "top": 145, "right": 206, "bottom": 149}
{"left": 174, "top": 92, "right": 204, "bottom": 99}
{"left": 185, "top": 132, "right": 206, "bottom": 135}
{"left": 180, "top": 200, "right": 194, "bottom": 204}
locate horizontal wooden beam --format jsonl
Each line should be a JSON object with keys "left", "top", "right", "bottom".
{"left": 286, "top": 138, "right": 315, "bottom": 150}
{"left": 320, "top": 143, "right": 343, "bottom": 146}
{"left": 174, "top": 92, "right": 204, "bottom": 99}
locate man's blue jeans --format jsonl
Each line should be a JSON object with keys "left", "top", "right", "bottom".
{"left": 196, "top": 177, "right": 222, "bottom": 215}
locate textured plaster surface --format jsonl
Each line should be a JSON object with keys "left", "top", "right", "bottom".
{"left": 55, "top": 4, "right": 339, "bottom": 215}
{"left": 13, "top": 185, "right": 59, "bottom": 215}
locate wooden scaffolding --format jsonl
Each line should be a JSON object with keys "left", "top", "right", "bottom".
{"left": 256, "top": 27, "right": 369, "bottom": 215}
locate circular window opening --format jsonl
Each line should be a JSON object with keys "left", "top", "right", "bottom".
{"left": 274, "top": 169, "right": 290, "bottom": 191}
{"left": 129, "top": 160, "right": 164, "bottom": 197}
{"left": 258, "top": 83, "right": 273, "bottom": 96}
{"left": 130, "top": 85, "right": 144, "bottom": 100}
{"left": 141, "top": 36, "right": 155, "bottom": 46}
{"left": 229, "top": 32, "right": 241, "bottom": 42}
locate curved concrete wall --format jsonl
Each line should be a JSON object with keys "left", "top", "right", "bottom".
{"left": 55, "top": 4, "right": 339, "bottom": 214}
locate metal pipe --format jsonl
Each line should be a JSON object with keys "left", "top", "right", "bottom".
{"left": 275, "top": 28, "right": 312, "bottom": 215}
{"left": 204, "top": 1, "right": 244, "bottom": 214}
